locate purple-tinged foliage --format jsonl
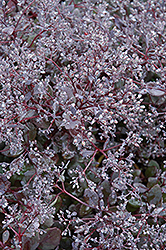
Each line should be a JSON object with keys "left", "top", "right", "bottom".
{"left": 0, "top": 0, "right": 166, "bottom": 249}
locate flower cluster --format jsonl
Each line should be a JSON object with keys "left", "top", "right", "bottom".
{"left": 0, "top": 0, "right": 166, "bottom": 249}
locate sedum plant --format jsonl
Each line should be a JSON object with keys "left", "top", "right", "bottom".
{"left": 0, "top": 0, "right": 166, "bottom": 249}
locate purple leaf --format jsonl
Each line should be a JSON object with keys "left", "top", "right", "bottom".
{"left": 38, "top": 227, "right": 61, "bottom": 250}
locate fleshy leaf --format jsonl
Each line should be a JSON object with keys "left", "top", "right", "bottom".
{"left": 84, "top": 188, "right": 99, "bottom": 207}
{"left": 147, "top": 177, "right": 158, "bottom": 188}
{"left": 79, "top": 204, "right": 92, "bottom": 217}
{"left": 133, "top": 183, "right": 148, "bottom": 193}
{"left": 101, "top": 180, "right": 111, "bottom": 198}
{"left": 0, "top": 174, "right": 11, "bottom": 195}
{"left": 126, "top": 198, "right": 141, "bottom": 212}
{"left": 108, "top": 189, "right": 117, "bottom": 206}
{"left": 147, "top": 184, "right": 162, "bottom": 205}
{"left": 2, "top": 230, "right": 10, "bottom": 244}
{"left": 145, "top": 160, "right": 159, "bottom": 178}
{"left": 38, "top": 227, "right": 61, "bottom": 250}
{"left": 148, "top": 88, "right": 165, "bottom": 96}
{"left": 22, "top": 233, "right": 40, "bottom": 250}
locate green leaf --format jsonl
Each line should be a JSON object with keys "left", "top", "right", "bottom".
{"left": 133, "top": 183, "right": 148, "bottom": 193}
{"left": 1, "top": 145, "right": 24, "bottom": 158}
{"left": 127, "top": 198, "right": 141, "bottom": 212}
{"left": 79, "top": 204, "right": 92, "bottom": 217}
{"left": 46, "top": 84, "right": 53, "bottom": 96}
{"left": 23, "top": 123, "right": 37, "bottom": 142}
{"left": 60, "top": 237, "right": 72, "bottom": 249}
{"left": 133, "top": 169, "right": 141, "bottom": 178}
{"left": 86, "top": 170, "right": 100, "bottom": 183}
{"left": 147, "top": 184, "right": 162, "bottom": 205}
{"left": 148, "top": 160, "right": 159, "bottom": 168}
{"left": 101, "top": 180, "right": 111, "bottom": 195}
{"left": 147, "top": 177, "right": 158, "bottom": 188}
{"left": 68, "top": 165, "right": 83, "bottom": 178}
{"left": 49, "top": 196, "right": 62, "bottom": 212}
{"left": 145, "top": 160, "right": 159, "bottom": 178}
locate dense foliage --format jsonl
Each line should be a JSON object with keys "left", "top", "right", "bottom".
{"left": 0, "top": 0, "right": 166, "bottom": 249}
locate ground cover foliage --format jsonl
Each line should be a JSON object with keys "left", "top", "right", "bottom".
{"left": 0, "top": 0, "right": 166, "bottom": 249}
